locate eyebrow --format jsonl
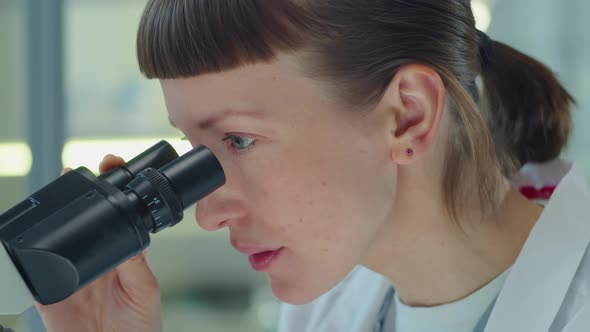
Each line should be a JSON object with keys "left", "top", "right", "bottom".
{"left": 169, "top": 109, "right": 266, "bottom": 130}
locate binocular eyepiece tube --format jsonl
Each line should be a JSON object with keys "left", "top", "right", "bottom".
{"left": 0, "top": 141, "right": 225, "bottom": 307}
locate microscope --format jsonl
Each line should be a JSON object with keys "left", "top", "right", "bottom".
{"left": 0, "top": 141, "right": 225, "bottom": 314}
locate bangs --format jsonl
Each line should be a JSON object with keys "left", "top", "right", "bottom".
{"left": 137, "top": 0, "right": 314, "bottom": 79}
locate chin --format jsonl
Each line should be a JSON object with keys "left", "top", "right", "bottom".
{"left": 267, "top": 274, "right": 332, "bottom": 305}
{"left": 269, "top": 283, "right": 319, "bottom": 305}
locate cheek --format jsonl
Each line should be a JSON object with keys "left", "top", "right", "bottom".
{"left": 237, "top": 143, "right": 395, "bottom": 303}
{"left": 247, "top": 150, "right": 392, "bottom": 256}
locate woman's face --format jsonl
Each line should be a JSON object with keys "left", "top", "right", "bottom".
{"left": 162, "top": 57, "right": 398, "bottom": 304}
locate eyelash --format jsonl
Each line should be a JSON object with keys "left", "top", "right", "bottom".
{"left": 179, "top": 135, "right": 257, "bottom": 155}
{"left": 222, "top": 135, "right": 257, "bottom": 155}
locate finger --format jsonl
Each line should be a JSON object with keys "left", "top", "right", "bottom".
{"left": 99, "top": 154, "right": 126, "bottom": 174}
{"left": 141, "top": 248, "right": 152, "bottom": 270}
{"left": 116, "top": 252, "right": 159, "bottom": 302}
{"left": 61, "top": 167, "right": 73, "bottom": 176}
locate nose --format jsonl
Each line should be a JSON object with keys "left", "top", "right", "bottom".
{"left": 195, "top": 188, "right": 246, "bottom": 231}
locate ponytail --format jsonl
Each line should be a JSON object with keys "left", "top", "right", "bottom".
{"left": 478, "top": 32, "right": 575, "bottom": 175}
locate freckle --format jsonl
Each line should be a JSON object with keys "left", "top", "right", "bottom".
{"left": 321, "top": 180, "right": 327, "bottom": 186}
{"left": 360, "top": 149, "right": 369, "bottom": 154}
{"left": 298, "top": 218, "right": 303, "bottom": 223}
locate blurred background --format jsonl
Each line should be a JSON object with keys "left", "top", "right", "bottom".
{"left": 0, "top": 0, "right": 588, "bottom": 331}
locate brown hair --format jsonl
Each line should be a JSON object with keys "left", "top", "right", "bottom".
{"left": 137, "top": 0, "right": 574, "bottom": 221}
{"left": 479, "top": 41, "right": 574, "bottom": 174}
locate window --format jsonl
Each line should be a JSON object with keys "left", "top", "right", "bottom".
{"left": 0, "top": 1, "right": 29, "bottom": 331}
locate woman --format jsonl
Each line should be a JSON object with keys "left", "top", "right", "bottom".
{"left": 37, "top": 1, "right": 590, "bottom": 331}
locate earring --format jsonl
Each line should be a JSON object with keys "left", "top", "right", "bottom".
{"left": 406, "top": 148, "right": 414, "bottom": 157}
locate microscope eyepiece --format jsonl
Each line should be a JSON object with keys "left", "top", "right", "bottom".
{"left": 126, "top": 145, "right": 225, "bottom": 233}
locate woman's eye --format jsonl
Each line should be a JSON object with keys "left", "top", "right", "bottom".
{"left": 222, "top": 135, "right": 256, "bottom": 153}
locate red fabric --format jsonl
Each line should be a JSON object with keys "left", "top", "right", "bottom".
{"left": 519, "top": 185, "right": 556, "bottom": 200}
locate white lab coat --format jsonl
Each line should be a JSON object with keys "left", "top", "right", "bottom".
{"left": 278, "top": 162, "right": 590, "bottom": 332}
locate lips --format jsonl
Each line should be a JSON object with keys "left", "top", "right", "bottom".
{"left": 231, "top": 240, "right": 284, "bottom": 271}
{"left": 247, "top": 248, "right": 283, "bottom": 271}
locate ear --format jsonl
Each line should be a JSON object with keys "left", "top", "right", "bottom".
{"left": 382, "top": 64, "right": 446, "bottom": 165}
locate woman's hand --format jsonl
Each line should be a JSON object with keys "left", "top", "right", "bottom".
{"left": 35, "top": 155, "right": 162, "bottom": 332}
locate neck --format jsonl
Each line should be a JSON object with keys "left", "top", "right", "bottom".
{"left": 362, "top": 171, "right": 543, "bottom": 307}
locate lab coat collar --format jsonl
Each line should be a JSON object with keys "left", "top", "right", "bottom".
{"left": 484, "top": 163, "right": 590, "bottom": 332}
